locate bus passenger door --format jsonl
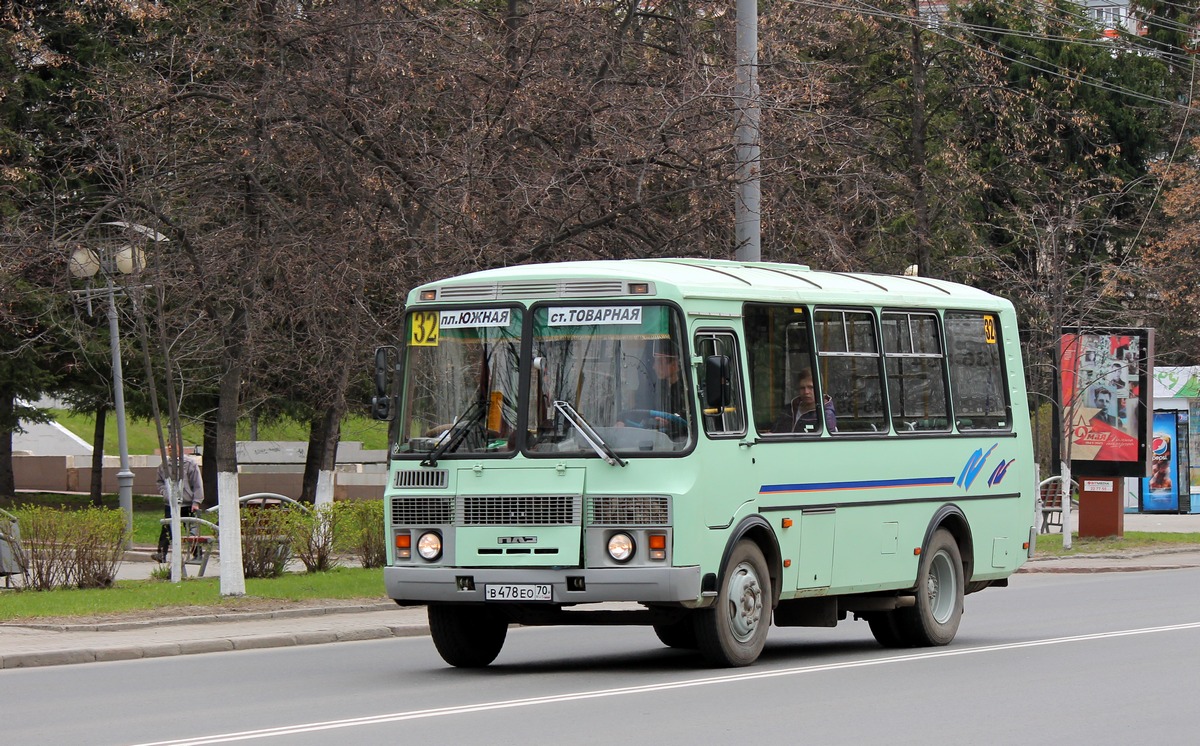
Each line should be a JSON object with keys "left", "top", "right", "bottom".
{"left": 694, "top": 329, "right": 754, "bottom": 528}
{"left": 796, "top": 508, "right": 835, "bottom": 589}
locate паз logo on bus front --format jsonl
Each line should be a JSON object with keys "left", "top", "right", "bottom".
{"left": 1152, "top": 434, "right": 1171, "bottom": 457}
{"left": 497, "top": 536, "right": 537, "bottom": 544}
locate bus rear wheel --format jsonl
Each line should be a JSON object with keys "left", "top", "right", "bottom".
{"left": 428, "top": 604, "right": 508, "bottom": 667}
{"left": 695, "top": 541, "right": 772, "bottom": 667}
{"left": 898, "top": 528, "right": 964, "bottom": 646}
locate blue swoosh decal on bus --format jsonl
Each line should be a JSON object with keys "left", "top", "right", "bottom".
{"left": 759, "top": 476, "right": 956, "bottom": 494}
{"left": 956, "top": 444, "right": 998, "bottom": 490}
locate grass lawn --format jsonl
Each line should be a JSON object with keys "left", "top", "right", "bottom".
{"left": 1032, "top": 531, "right": 1200, "bottom": 556}
{"left": 2, "top": 492, "right": 387, "bottom": 620}
{"left": 0, "top": 568, "right": 387, "bottom": 622}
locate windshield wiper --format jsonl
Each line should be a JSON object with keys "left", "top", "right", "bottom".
{"left": 553, "top": 400, "right": 627, "bottom": 467}
{"left": 422, "top": 399, "right": 487, "bottom": 467}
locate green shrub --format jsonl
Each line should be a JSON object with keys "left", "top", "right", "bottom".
{"left": 11, "top": 505, "right": 127, "bottom": 590}
{"left": 240, "top": 506, "right": 292, "bottom": 579}
{"left": 341, "top": 499, "right": 386, "bottom": 569}
{"left": 285, "top": 502, "right": 343, "bottom": 573}
{"left": 71, "top": 508, "right": 128, "bottom": 588}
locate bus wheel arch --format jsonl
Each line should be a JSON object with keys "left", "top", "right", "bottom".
{"left": 718, "top": 516, "right": 782, "bottom": 608}
{"left": 923, "top": 504, "right": 974, "bottom": 586}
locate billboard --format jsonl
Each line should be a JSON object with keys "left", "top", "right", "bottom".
{"left": 1141, "top": 411, "right": 1181, "bottom": 512}
{"left": 1059, "top": 328, "right": 1153, "bottom": 478}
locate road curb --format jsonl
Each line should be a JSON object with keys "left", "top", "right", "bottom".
{"left": 0, "top": 622, "right": 430, "bottom": 670}
{"left": 1019, "top": 563, "right": 1196, "bottom": 574}
{"left": 0, "top": 602, "right": 398, "bottom": 632}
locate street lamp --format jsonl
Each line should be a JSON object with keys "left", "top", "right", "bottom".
{"left": 68, "top": 223, "right": 164, "bottom": 546}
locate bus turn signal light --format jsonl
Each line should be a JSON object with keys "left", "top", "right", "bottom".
{"left": 396, "top": 533, "right": 412, "bottom": 559}
{"left": 649, "top": 533, "right": 667, "bottom": 560}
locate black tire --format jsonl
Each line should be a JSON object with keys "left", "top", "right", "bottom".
{"left": 694, "top": 541, "right": 772, "bottom": 667}
{"left": 896, "top": 528, "right": 964, "bottom": 647}
{"left": 428, "top": 604, "right": 509, "bottom": 668}
{"left": 653, "top": 615, "right": 699, "bottom": 649}
{"left": 864, "top": 611, "right": 909, "bottom": 648}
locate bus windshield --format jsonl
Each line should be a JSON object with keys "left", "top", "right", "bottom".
{"left": 396, "top": 306, "right": 522, "bottom": 458}
{"left": 527, "top": 304, "right": 693, "bottom": 456}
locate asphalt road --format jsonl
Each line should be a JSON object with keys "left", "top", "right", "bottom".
{"left": 5, "top": 567, "right": 1200, "bottom": 745}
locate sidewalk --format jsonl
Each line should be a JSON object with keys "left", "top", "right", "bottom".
{"left": 1, "top": 546, "right": 431, "bottom": 670}
{"left": 1023, "top": 509, "right": 1200, "bottom": 573}
{"left": 0, "top": 603, "right": 429, "bottom": 670}
{"left": 3, "top": 515, "right": 1200, "bottom": 671}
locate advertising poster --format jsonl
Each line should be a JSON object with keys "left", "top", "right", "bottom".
{"left": 1060, "top": 330, "right": 1152, "bottom": 477}
{"left": 1141, "top": 411, "right": 1180, "bottom": 512}
{"left": 1191, "top": 400, "right": 1200, "bottom": 494}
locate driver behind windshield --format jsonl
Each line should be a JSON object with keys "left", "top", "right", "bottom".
{"left": 618, "top": 340, "right": 688, "bottom": 438}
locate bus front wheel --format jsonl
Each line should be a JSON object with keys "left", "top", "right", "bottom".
{"left": 865, "top": 611, "right": 908, "bottom": 648}
{"left": 428, "top": 604, "right": 508, "bottom": 667}
{"left": 653, "top": 614, "right": 698, "bottom": 649}
{"left": 695, "top": 541, "right": 772, "bottom": 667}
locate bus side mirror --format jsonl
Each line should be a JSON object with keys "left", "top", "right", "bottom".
{"left": 704, "top": 355, "right": 731, "bottom": 411}
{"left": 372, "top": 346, "right": 396, "bottom": 421}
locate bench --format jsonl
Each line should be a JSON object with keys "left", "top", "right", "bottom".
{"left": 158, "top": 516, "right": 218, "bottom": 577}
{"left": 1038, "top": 477, "right": 1079, "bottom": 534}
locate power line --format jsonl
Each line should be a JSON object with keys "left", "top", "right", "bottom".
{"left": 784, "top": 0, "right": 1196, "bottom": 110}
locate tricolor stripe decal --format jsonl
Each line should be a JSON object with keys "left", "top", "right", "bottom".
{"left": 759, "top": 476, "right": 956, "bottom": 495}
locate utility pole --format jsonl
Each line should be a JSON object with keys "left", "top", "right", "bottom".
{"left": 734, "top": 0, "right": 761, "bottom": 262}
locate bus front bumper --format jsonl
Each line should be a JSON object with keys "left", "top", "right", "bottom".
{"left": 384, "top": 565, "right": 703, "bottom": 605}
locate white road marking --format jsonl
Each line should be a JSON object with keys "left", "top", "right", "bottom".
{"left": 130, "top": 621, "right": 1200, "bottom": 745}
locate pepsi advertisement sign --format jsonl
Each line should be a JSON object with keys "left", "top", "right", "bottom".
{"left": 1141, "top": 412, "right": 1180, "bottom": 511}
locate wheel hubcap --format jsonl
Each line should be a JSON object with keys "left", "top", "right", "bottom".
{"left": 727, "top": 561, "right": 763, "bottom": 642}
{"left": 926, "top": 550, "right": 957, "bottom": 624}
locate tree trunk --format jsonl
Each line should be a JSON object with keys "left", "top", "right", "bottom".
{"left": 0, "top": 387, "right": 15, "bottom": 497}
{"left": 215, "top": 335, "right": 246, "bottom": 596}
{"left": 202, "top": 417, "right": 219, "bottom": 506}
{"left": 90, "top": 403, "right": 108, "bottom": 506}
{"left": 300, "top": 413, "right": 326, "bottom": 504}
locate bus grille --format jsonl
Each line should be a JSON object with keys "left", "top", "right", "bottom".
{"left": 393, "top": 469, "right": 448, "bottom": 489}
{"left": 462, "top": 495, "right": 579, "bottom": 526}
{"left": 391, "top": 496, "right": 454, "bottom": 525}
{"left": 588, "top": 495, "right": 670, "bottom": 526}
{"left": 557, "top": 280, "right": 627, "bottom": 297}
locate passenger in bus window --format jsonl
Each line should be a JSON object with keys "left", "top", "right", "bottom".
{"left": 772, "top": 368, "right": 837, "bottom": 433}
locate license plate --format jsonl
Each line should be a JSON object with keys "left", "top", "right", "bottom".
{"left": 484, "top": 583, "right": 552, "bottom": 602}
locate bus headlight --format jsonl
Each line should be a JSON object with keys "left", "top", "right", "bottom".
{"left": 607, "top": 532, "right": 635, "bottom": 562}
{"left": 417, "top": 531, "right": 443, "bottom": 561}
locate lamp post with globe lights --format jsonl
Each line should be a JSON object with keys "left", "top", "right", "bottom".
{"left": 68, "top": 223, "right": 165, "bottom": 545}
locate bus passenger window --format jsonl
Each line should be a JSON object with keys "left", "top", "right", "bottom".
{"left": 814, "top": 309, "right": 886, "bottom": 433}
{"left": 695, "top": 331, "right": 746, "bottom": 437}
{"left": 744, "top": 304, "right": 826, "bottom": 436}
{"left": 882, "top": 312, "right": 950, "bottom": 432}
{"left": 945, "top": 312, "right": 1010, "bottom": 431}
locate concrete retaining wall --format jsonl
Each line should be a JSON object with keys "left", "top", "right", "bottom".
{"left": 12, "top": 443, "right": 387, "bottom": 502}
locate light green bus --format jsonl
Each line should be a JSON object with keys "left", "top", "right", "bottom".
{"left": 372, "top": 258, "right": 1036, "bottom": 668}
